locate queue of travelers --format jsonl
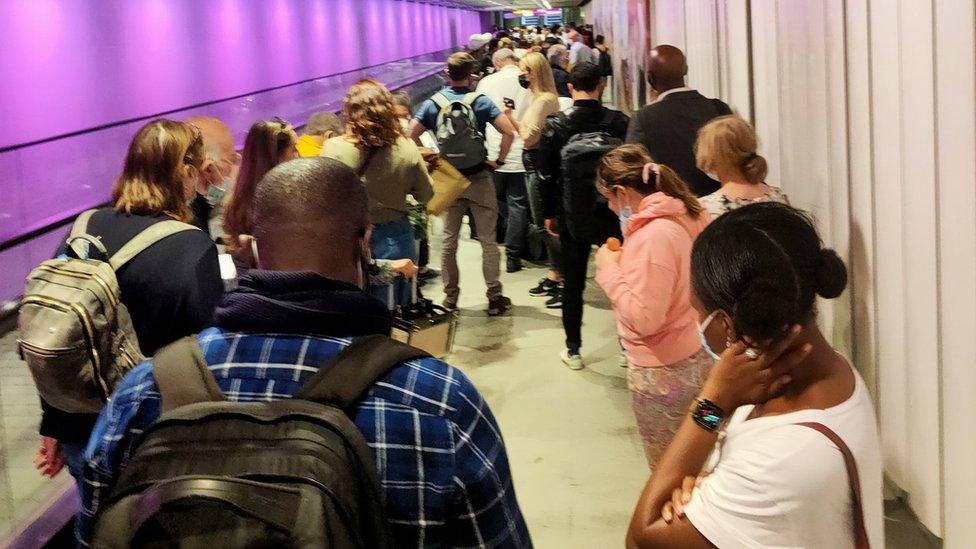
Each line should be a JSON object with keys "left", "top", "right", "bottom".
{"left": 18, "top": 32, "right": 882, "bottom": 549}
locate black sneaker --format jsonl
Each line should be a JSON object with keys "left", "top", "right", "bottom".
{"left": 442, "top": 297, "right": 458, "bottom": 310}
{"left": 545, "top": 288, "right": 563, "bottom": 309}
{"left": 506, "top": 258, "right": 523, "bottom": 273}
{"left": 529, "top": 278, "right": 559, "bottom": 296}
{"left": 487, "top": 295, "right": 512, "bottom": 316}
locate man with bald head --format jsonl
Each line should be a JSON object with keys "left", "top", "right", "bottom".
{"left": 80, "top": 158, "right": 531, "bottom": 548}
{"left": 184, "top": 116, "right": 240, "bottom": 235}
{"left": 626, "top": 44, "right": 732, "bottom": 196}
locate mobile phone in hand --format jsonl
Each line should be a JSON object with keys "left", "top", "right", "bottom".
{"left": 503, "top": 97, "right": 515, "bottom": 109}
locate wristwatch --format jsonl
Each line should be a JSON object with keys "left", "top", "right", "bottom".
{"left": 689, "top": 398, "right": 726, "bottom": 432}
{"left": 495, "top": 158, "right": 506, "bottom": 166}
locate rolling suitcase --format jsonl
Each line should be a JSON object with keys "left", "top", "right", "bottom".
{"left": 387, "top": 277, "right": 459, "bottom": 358}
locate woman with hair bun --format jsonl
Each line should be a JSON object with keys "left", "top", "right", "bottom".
{"left": 594, "top": 144, "right": 711, "bottom": 466}
{"left": 695, "top": 115, "right": 789, "bottom": 219}
{"left": 626, "top": 202, "right": 883, "bottom": 549}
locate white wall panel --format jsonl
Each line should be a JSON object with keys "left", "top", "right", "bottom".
{"left": 646, "top": 0, "right": 974, "bottom": 540}
{"left": 895, "top": 0, "right": 943, "bottom": 534}
{"left": 934, "top": 1, "right": 976, "bottom": 546}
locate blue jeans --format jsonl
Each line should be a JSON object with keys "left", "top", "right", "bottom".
{"left": 61, "top": 441, "right": 86, "bottom": 544}
{"left": 492, "top": 171, "right": 529, "bottom": 260}
{"left": 370, "top": 216, "right": 416, "bottom": 307}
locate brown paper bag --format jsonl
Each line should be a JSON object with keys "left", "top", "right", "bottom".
{"left": 426, "top": 159, "right": 471, "bottom": 216}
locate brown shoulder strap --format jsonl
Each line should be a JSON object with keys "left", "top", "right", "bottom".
{"left": 153, "top": 336, "right": 227, "bottom": 413}
{"left": 358, "top": 147, "right": 381, "bottom": 178}
{"left": 796, "top": 422, "right": 870, "bottom": 549}
{"left": 296, "top": 334, "right": 430, "bottom": 409}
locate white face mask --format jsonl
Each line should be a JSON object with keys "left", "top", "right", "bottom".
{"left": 250, "top": 238, "right": 260, "bottom": 268}
{"left": 619, "top": 206, "right": 632, "bottom": 235}
{"left": 697, "top": 310, "right": 723, "bottom": 361}
{"left": 207, "top": 176, "right": 231, "bottom": 206}
{"left": 399, "top": 118, "right": 411, "bottom": 134}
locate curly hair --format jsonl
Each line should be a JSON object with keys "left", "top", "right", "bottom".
{"left": 341, "top": 79, "right": 402, "bottom": 149}
{"left": 112, "top": 119, "right": 202, "bottom": 223}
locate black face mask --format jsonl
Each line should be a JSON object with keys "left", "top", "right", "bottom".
{"left": 518, "top": 75, "right": 531, "bottom": 89}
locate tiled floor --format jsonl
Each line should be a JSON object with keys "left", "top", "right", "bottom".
{"left": 0, "top": 227, "right": 942, "bottom": 547}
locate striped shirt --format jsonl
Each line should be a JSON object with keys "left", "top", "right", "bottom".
{"left": 80, "top": 327, "right": 532, "bottom": 548}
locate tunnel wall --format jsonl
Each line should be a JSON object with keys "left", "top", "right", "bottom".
{"left": 0, "top": 0, "right": 481, "bottom": 149}
{"left": 0, "top": 0, "right": 484, "bottom": 303}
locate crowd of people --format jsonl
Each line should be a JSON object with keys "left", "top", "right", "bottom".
{"left": 18, "top": 21, "right": 882, "bottom": 549}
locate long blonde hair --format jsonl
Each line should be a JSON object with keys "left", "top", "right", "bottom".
{"left": 112, "top": 119, "right": 202, "bottom": 223}
{"left": 520, "top": 52, "right": 558, "bottom": 97}
{"left": 695, "top": 115, "right": 768, "bottom": 184}
{"left": 598, "top": 144, "right": 704, "bottom": 218}
{"left": 342, "top": 79, "right": 403, "bottom": 149}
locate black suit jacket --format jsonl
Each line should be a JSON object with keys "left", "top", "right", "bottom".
{"left": 626, "top": 90, "right": 732, "bottom": 197}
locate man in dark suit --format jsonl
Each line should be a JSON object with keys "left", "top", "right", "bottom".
{"left": 626, "top": 45, "right": 732, "bottom": 196}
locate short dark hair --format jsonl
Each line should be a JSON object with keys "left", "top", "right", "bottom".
{"left": 252, "top": 157, "right": 367, "bottom": 241}
{"left": 691, "top": 202, "right": 848, "bottom": 342}
{"left": 447, "top": 52, "right": 477, "bottom": 81}
{"left": 569, "top": 62, "right": 603, "bottom": 92}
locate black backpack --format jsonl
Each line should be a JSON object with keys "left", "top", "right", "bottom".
{"left": 598, "top": 51, "right": 613, "bottom": 77}
{"left": 559, "top": 111, "right": 624, "bottom": 246}
{"left": 92, "top": 335, "right": 430, "bottom": 549}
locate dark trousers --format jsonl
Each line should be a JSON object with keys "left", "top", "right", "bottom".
{"left": 492, "top": 171, "right": 529, "bottom": 260}
{"left": 560, "top": 228, "right": 592, "bottom": 352}
{"left": 526, "top": 170, "right": 563, "bottom": 272}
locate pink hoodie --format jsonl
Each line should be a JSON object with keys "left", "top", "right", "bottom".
{"left": 595, "top": 192, "right": 710, "bottom": 367}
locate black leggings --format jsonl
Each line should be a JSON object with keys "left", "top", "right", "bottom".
{"left": 559, "top": 228, "right": 592, "bottom": 352}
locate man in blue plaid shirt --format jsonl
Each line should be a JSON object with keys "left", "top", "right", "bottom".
{"left": 80, "top": 158, "right": 532, "bottom": 548}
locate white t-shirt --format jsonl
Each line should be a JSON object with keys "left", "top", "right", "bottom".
{"left": 475, "top": 64, "right": 532, "bottom": 173}
{"left": 684, "top": 367, "right": 884, "bottom": 549}
{"left": 570, "top": 41, "right": 594, "bottom": 66}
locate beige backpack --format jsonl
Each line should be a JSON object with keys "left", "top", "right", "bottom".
{"left": 17, "top": 209, "right": 196, "bottom": 413}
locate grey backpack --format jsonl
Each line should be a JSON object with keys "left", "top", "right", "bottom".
{"left": 432, "top": 91, "right": 488, "bottom": 170}
{"left": 92, "top": 335, "right": 430, "bottom": 549}
{"left": 18, "top": 209, "right": 197, "bottom": 413}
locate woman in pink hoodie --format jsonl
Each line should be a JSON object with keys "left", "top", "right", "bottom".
{"left": 594, "top": 144, "right": 712, "bottom": 467}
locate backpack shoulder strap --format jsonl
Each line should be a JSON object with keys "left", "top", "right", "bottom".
{"left": 153, "top": 336, "right": 227, "bottom": 414}
{"left": 431, "top": 92, "right": 451, "bottom": 109}
{"left": 296, "top": 334, "right": 431, "bottom": 409}
{"left": 795, "top": 422, "right": 871, "bottom": 549}
{"left": 461, "top": 92, "right": 482, "bottom": 106}
{"left": 67, "top": 209, "right": 108, "bottom": 259}
{"left": 69, "top": 209, "right": 98, "bottom": 240}
{"left": 109, "top": 220, "right": 198, "bottom": 271}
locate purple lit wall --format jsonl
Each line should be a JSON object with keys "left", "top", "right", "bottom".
{"left": 0, "top": 0, "right": 485, "bottom": 302}
{"left": 0, "top": 0, "right": 482, "bottom": 148}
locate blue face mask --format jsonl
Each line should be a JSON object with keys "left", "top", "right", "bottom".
{"left": 619, "top": 205, "right": 632, "bottom": 234}
{"left": 697, "top": 310, "right": 723, "bottom": 361}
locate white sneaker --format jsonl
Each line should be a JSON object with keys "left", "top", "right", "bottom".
{"left": 560, "top": 348, "right": 584, "bottom": 370}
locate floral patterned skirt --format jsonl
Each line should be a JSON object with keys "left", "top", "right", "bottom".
{"left": 628, "top": 348, "right": 714, "bottom": 468}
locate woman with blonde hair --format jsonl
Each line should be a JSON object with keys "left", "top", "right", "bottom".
{"left": 594, "top": 144, "right": 712, "bottom": 467}
{"left": 503, "top": 52, "right": 565, "bottom": 305}
{"left": 323, "top": 79, "right": 433, "bottom": 306}
{"left": 35, "top": 119, "right": 222, "bottom": 492}
{"left": 223, "top": 118, "right": 299, "bottom": 266}
{"left": 695, "top": 114, "right": 789, "bottom": 219}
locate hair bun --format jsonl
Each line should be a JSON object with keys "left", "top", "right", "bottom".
{"left": 816, "top": 249, "right": 847, "bottom": 299}
{"left": 731, "top": 277, "right": 798, "bottom": 342}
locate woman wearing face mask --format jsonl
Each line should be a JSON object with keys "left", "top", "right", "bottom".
{"left": 36, "top": 120, "right": 223, "bottom": 503}
{"left": 323, "top": 79, "right": 433, "bottom": 306}
{"left": 695, "top": 115, "right": 789, "bottom": 219}
{"left": 594, "top": 144, "right": 711, "bottom": 467}
{"left": 223, "top": 118, "right": 300, "bottom": 269}
{"left": 502, "top": 52, "right": 564, "bottom": 304}
{"left": 626, "top": 202, "right": 882, "bottom": 549}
